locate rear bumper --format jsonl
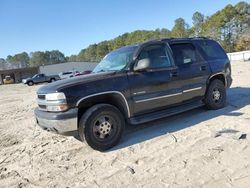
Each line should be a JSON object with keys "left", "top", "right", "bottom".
{"left": 34, "top": 108, "right": 78, "bottom": 136}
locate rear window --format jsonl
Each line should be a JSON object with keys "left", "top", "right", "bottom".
{"left": 196, "top": 40, "right": 227, "bottom": 60}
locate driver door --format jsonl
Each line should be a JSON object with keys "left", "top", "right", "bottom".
{"left": 35, "top": 74, "right": 46, "bottom": 83}
{"left": 128, "top": 43, "right": 182, "bottom": 116}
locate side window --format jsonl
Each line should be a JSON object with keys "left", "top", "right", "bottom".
{"left": 138, "top": 44, "right": 172, "bottom": 69}
{"left": 197, "top": 40, "right": 227, "bottom": 60}
{"left": 170, "top": 43, "right": 202, "bottom": 66}
{"left": 63, "top": 72, "right": 73, "bottom": 75}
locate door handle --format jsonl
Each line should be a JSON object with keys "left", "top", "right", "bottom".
{"left": 170, "top": 71, "right": 178, "bottom": 77}
{"left": 200, "top": 65, "right": 207, "bottom": 71}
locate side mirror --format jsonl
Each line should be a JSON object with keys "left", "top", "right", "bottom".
{"left": 134, "top": 58, "right": 151, "bottom": 71}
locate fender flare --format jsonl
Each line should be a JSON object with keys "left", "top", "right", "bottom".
{"left": 76, "top": 91, "right": 131, "bottom": 118}
{"left": 208, "top": 72, "right": 227, "bottom": 87}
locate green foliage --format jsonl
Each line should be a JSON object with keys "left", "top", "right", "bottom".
{"left": 235, "top": 29, "right": 250, "bottom": 51}
{"left": 67, "top": 55, "right": 78, "bottom": 62}
{"left": 29, "top": 50, "right": 66, "bottom": 67}
{"left": 3, "top": 50, "right": 66, "bottom": 68}
{"left": 192, "top": 11, "right": 205, "bottom": 37}
{"left": 6, "top": 52, "right": 29, "bottom": 66}
{"left": 202, "top": 1, "right": 250, "bottom": 52}
{"left": 0, "top": 58, "right": 6, "bottom": 63}
{"left": 29, "top": 51, "right": 47, "bottom": 67}
{"left": 74, "top": 29, "right": 171, "bottom": 62}
{"left": 171, "top": 18, "right": 189, "bottom": 38}
{"left": 74, "top": 1, "right": 249, "bottom": 61}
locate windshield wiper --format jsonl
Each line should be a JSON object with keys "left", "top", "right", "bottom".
{"left": 96, "top": 69, "right": 116, "bottom": 73}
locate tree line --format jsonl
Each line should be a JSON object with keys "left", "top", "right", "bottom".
{"left": 0, "top": 1, "right": 249, "bottom": 68}
{"left": 0, "top": 50, "right": 67, "bottom": 69}
{"left": 70, "top": 1, "right": 249, "bottom": 62}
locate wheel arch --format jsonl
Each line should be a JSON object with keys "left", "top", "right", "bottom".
{"left": 208, "top": 72, "right": 227, "bottom": 87}
{"left": 76, "top": 91, "right": 130, "bottom": 125}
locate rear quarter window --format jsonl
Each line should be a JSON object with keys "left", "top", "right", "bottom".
{"left": 170, "top": 43, "right": 203, "bottom": 66}
{"left": 196, "top": 40, "right": 228, "bottom": 60}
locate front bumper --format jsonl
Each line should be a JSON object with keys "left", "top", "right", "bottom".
{"left": 34, "top": 107, "right": 78, "bottom": 136}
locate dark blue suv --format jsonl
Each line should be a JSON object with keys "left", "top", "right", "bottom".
{"left": 35, "top": 37, "right": 232, "bottom": 151}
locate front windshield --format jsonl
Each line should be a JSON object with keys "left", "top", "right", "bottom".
{"left": 93, "top": 46, "right": 137, "bottom": 73}
{"left": 32, "top": 74, "right": 38, "bottom": 78}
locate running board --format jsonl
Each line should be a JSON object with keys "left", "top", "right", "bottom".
{"left": 128, "top": 101, "right": 204, "bottom": 125}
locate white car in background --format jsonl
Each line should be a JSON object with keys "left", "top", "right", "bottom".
{"left": 59, "top": 71, "right": 80, "bottom": 79}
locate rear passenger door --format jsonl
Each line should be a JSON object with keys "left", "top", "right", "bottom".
{"left": 169, "top": 42, "right": 211, "bottom": 102}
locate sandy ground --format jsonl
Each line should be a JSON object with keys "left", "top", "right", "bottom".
{"left": 1, "top": 61, "right": 250, "bottom": 188}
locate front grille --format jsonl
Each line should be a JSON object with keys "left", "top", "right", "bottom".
{"left": 38, "top": 104, "right": 46, "bottom": 109}
{"left": 38, "top": 105, "right": 47, "bottom": 111}
{"left": 37, "top": 94, "right": 46, "bottom": 111}
{"left": 37, "top": 93, "right": 67, "bottom": 112}
{"left": 38, "top": 94, "right": 46, "bottom": 100}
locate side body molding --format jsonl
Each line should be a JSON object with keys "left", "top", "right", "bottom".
{"left": 76, "top": 91, "right": 131, "bottom": 117}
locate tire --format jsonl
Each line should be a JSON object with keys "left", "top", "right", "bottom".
{"left": 50, "top": 78, "right": 56, "bottom": 83}
{"left": 78, "top": 104, "right": 125, "bottom": 151}
{"left": 204, "top": 79, "right": 226, "bottom": 110}
{"left": 27, "top": 81, "right": 34, "bottom": 86}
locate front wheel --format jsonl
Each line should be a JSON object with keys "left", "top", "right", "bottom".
{"left": 27, "top": 81, "right": 34, "bottom": 86}
{"left": 78, "top": 104, "right": 125, "bottom": 151}
{"left": 204, "top": 79, "right": 226, "bottom": 110}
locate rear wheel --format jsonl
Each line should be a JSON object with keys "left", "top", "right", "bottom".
{"left": 204, "top": 79, "right": 226, "bottom": 110}
{"left": 50, "top": 78, "right": 56, "bottom": 82}
{"left": 78, "top": 104, "right": 125, "bottom": 151}
{"left": 27, "top": 81, "right": 34, "bottom": 86}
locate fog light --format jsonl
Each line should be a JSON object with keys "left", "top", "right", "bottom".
{"left": 46, "top": 104, "right": 68, "bottom": 112}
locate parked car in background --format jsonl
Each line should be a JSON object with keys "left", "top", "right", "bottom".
{"left": 59, "top": 71, "right": 80, "bottom": 79}
{"left": 3, "top": 75, "right": 14, "bottom": 84}
{"left": 22, "top": 74, "right": 60, "bottom": 86}
{"left": 75, "top": 70, "right": 92, "bottom": 76}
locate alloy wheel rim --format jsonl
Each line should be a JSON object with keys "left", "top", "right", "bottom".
{"left": 93, "top": 115, "right": 114, "bottom": 139}
{"left": 212, "top": 88, "right": 221, "bottom": 103}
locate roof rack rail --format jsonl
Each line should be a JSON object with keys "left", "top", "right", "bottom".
{"left": 161, "top": 37, "right": 209, "bottom": 41}
{"left": 190, "top": 36, "right": 209, "bottom": 39}
{"left": 144, "top": 37, "right": 211, "bottom": 44}
{"left": 145, "top": 38, "right": 162, "bottom": 43}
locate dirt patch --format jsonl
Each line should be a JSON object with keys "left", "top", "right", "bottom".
{"left": 0, "top": 62, "right": 250, "bottom": 187}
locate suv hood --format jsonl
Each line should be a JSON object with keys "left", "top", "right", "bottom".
{"left": 37, "top": 72, "right": 115, "bottom": 94}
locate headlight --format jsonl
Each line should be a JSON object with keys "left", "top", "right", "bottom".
{"left": 46, "top": 93, "right": 66, "bottom": 101}
{"left": 38, "top": 92, "right": 68, "bottom": 112}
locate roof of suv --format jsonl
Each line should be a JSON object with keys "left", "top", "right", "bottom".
{"left": 130, "top": 37, "right": 211, "bottom": 47}
{"left": 146, "top": 37, "right": 210, "bottom": 44}
{"left": 112, "top": 37, "right": 212, "bottom": 54}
